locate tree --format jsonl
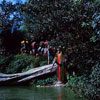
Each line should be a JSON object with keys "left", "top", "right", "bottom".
{"left": 20, "top": 0, "right": 100, "bottom": 75}
{"left": 0, "top": 0, "right": 23, "bottom": 53}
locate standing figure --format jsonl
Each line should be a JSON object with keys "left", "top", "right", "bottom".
{"left": 25, "top": 39, "right": 30, "bottom": 53}
{"left": 31, "top": 41, "right": 36, "bottom": 55}
{"left": 57, "top": 50, "right": 62, "bottom": 82}
{"left": 20, "top": 40, "right": 25, "bottom": 54}
{"left": 53, "top": 48, "right": 62, "bottom": 82}
{"left": 53, "top": 48, "right": 65, "bottom": 86}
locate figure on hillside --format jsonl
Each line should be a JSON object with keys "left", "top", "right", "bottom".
{"left": 34, "top": 42, "right": 39, "bottom": 57}
{"left": 20, "top": 40, "right": 25, "bottom": 54}
{"left": 43, "top": 41, "right": 48, "bottom": 57}
{"left": 25, "top": 39, "right": 30, "bottom": 53}
{"left": 38, "top": 41, "right": 44, "bottom": 54}
{"left": 31, "top": 41, "right": 36, "bottom": 55}
{"left": 49, "top": 45, "right": 57, "bottom": 62}
{"left": 40, "top": 41, "right": 45, "bottom": 54}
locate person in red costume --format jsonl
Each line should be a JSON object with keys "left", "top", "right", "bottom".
{"left": 57, "top": 49, "right": 62, "bottom": 82}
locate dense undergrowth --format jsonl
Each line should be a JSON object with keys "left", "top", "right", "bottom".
{"left": 33, "top": 75, "right": 57, "bottom": 86}
{"left": 0, "top": 54, "right": 57, "bottom": 86}
{"left": 0, "top": 0, "right": 100, "bottom": 100}
{"left": 0, "top": 54, "right": 48, "bottom": 74}
{"left": 66, "top": 63, "right": 100, "bottom": 100}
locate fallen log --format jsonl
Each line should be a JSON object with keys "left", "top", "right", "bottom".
{"left": 0, "top": 63, "right": 57, "bottom": 85}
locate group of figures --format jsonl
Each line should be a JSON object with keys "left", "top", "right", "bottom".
{"left": 20, "top": 40, "right": 56, "bottom": 59}
{"left": 20, "top": 39, "right": 70, "bottom": 83}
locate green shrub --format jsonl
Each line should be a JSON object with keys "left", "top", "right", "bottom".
{"left": 66, "top": 72, "right": 78, "bottom": 88}
{"left": 0, "top": 54, "right": 35, "bottom": 74}
{"left": 32, "top": 56, "right": 41, "bottom": 67}
{"left": 35, "top": 75, "right": 57, "bottom": 86}
{"left": 6, "top": 54, "right": 35, "bottom": 73}
{"left": 66, "top": 62, "right": 100, "bottom": 100}
{"left": 21, "top": 64, "right": 34, "bottom": 72}
{"left": 0, "top": 55, "right": 14, "bottom": 73}
{"left": 78, "top": 62, "right": 100, "bottom": 100}
{"left": 0, "top": 54, "right": 50, "bottom": 74}
{"left": 40, "top": 61, "right": 48, "bottom": 66}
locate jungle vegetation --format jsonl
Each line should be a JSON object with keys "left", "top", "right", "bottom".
{"left": 0, "top": 0, "right": 100, "bottom": 100}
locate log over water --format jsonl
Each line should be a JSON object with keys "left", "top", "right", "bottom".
{"left": 0, "top": 63, "right": 57, "bottom": 85}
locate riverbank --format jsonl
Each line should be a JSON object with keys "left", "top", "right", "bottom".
{"left": 36, "top": 81, "right": 66, "bottom": 87}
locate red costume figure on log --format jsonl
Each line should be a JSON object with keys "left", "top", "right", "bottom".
{"left": 57, "top": 50, "right": 62, "bottom": 82}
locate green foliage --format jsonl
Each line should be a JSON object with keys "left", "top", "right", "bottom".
{"left": 0, "top": 54, "right": 49, "bottom": 74}
{"left": 35, "top": 75, "right": 57, "bottom": 86}
{"left": 0, "top": 55, "right": 14, "bottom": 73}
{"left": 0, "top": 0, "right": 22, "bottom": 31}
{"left": 66, "top": 62, "right": 100, "bottom": 100}
{"left": 6, "top": 54, "right": 35, "bottom": 73}
{"left": 20, "top": 0, "right": 100, "bottom": 78}
{"left": 0, "top": 0, "right": 100, "bottom": 99}
{"left": 40, "top": 61, "right": 48, "bottom": 66}
{"left": 79, "top": 62, "right": 100, "bottom": 100}
{"left": 61, "top": 65, "right": 65, "bottom": 83}
{"left": 32, "top": 56, "right": 41, "bottom": 67}
{"left": 0, "top": 0, "right": 27, "bottom": 53}
{"left": 0, "top": 54, "right": 35, "bottom": 73}
{"left": 32, "top": 56, "right": 48, "bottom": 67}
{"left": 21, "top": 64, "right": 34, "bottom": 73}
{"left": 20, "top": 0, "right": 100, "bottom": 45}
{"left": 66, "top": 72, "right": 78, "bottom": 88}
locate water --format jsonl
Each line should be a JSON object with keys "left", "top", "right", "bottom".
{"left": 0, "top": 86, "right": 85, "bottom": 100}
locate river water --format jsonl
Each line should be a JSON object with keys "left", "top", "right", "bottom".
{"left": 0, "top": 86, "right": 85, "bottom": 100}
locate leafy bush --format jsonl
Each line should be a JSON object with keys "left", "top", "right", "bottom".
{"left": 32, "top": 56, "right": 42, "bottom": 67}
{"left": 0, "top": 55, "right": 14, "bottom": 73}
{"left": 66, "top": 72, "right": 78, "bottom": 88}
{"left": 0, "top": 54, "right": 49, "bottom": 74}
{"left": 77, "top": 62, "right": 100, "bottom": 100}
{"left": 66, "top": 62, "right": 100, "bottom": 100}
{"left": 35, "top": 75, "right": 57, "bottom": 86}
{"left": 6, "top": 54, "right": 35, "bottom": 73}
{"left": 0, "top": 54, "right": 35, "bottom": 74}
{"left": 0, "top": 1, "right": 100, "bottom": 99}
{"left": 20, "top": 0, "right": 100, "bottom": 76}
{"left": 21, "top": 64, "right": 34, "bottom": 72}
{"left": 40, "top": 61, "right": 48, "bottom": 66}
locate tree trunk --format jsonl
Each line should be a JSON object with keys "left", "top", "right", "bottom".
{"left": 0, "top": 63, "right": 57, "bottom": 85}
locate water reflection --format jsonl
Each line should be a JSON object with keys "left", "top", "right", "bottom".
{"left": 56, "top": 87, "right": 62, "bottom": 100}
{"left": 58, "top": 90, "right": 62, "bottom": 100}
{"left": 0, "top": 86, "right": 84, "bottom": 100}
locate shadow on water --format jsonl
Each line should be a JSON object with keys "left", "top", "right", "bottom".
{"left": 0, "top": 86, "right": 85, "bottom": 100}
